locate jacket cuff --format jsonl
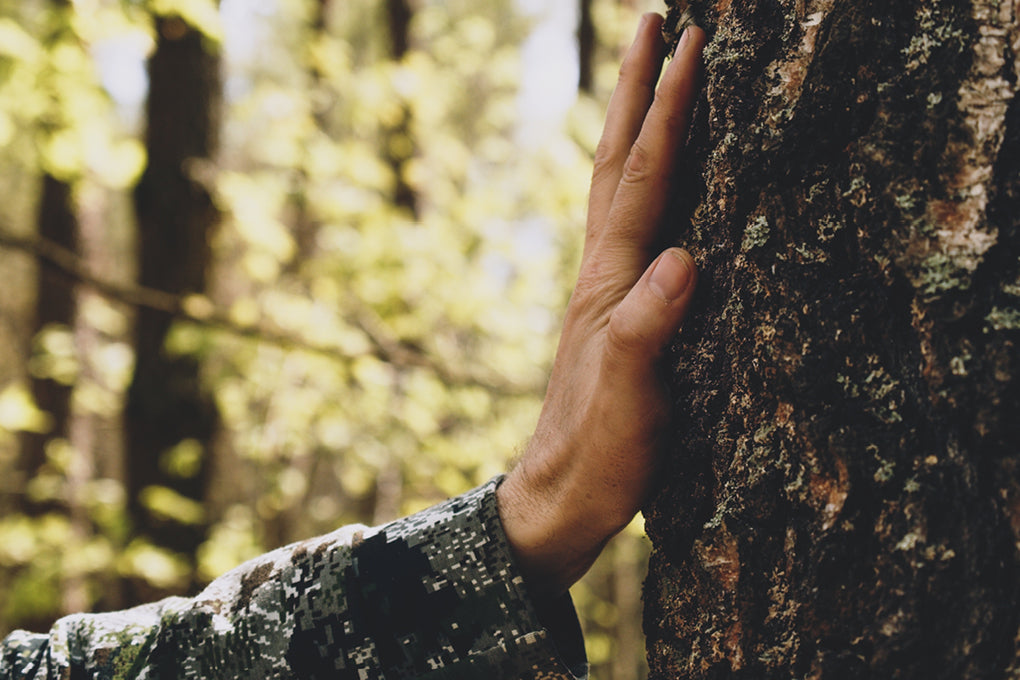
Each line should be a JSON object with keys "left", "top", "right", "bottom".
{"left": 348, "top": 475, "right": 588, "bottom": 678}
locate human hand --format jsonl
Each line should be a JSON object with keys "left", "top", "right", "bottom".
{"left": 497, "top": 14, "right": 706, "bottom": 597}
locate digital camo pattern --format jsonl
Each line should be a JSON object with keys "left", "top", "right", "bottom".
{"left": 0, "top": 478, "right": 587, "bottom": 679}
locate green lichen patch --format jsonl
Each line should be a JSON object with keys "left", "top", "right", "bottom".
{"left": 816, "top": 215, "right": 843, "bottom": 242}
{"left": 1001, "top": 267, "right": 1020, "bottom": 297}
{"left": 742, "top": 215, "right": 770, "bottom": 250}
{"left": 985, "top": 306, "right": 1020, "bottom": 331}
{"left": 900, "top": 5, "right": 966, "bottom": 73}
{"left": 874, "top": 457, "right": 896, "bottom": 484}
{"left": 911, "top": 251, "right": 972, "bottom": 295}
{"left": 837, "top": 357, "right": 905, "bottom": 425}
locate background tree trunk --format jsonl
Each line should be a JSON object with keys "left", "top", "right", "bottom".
{"left": 22, "top": 175, "right": 76, "bottom": 507}
{"left": 577, "top": 0, "right": 596, "bottom": 95}
{"left": 383, "top": 0, "right": 419, "bottom": 219}
{"left": 126, "top": 13, "right": 221, "bottom": 594}
{"left": 646, "top": 1, "right": 1020, "bottom": 677}
{"left": 21, "top": 0, "right": 79, "bottom": 514}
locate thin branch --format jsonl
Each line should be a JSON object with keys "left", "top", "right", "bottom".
{"left": 0, "top": 227, "right": 539, "bottom": 396}
{"left": 1, "top": 227, "right": 180, "bottom": 313}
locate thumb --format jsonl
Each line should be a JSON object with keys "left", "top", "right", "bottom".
{"left": 605, "top": 248, "right": 697, "bottom": 368}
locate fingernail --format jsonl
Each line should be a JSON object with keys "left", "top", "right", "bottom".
{"left": 649, "top": 250, "right": 693, "bottom": 302}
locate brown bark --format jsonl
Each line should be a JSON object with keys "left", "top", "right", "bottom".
{"left": 125, "top": 14, "right": 221, "bottom": 581}
{"left": 646, "top": 1, "right": 1020, "bottom": 677}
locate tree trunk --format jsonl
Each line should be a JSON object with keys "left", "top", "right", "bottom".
{"left": 22, "top": 175, "right": 77, "bottom": 504}
{"left": 384, "top": 0, "right": 419, "bottom": 218}
{"left": 645, "top": 1, "right": 1020, "bottom": 677}
{"left": 126, "top": 13, "right": 221, "bottom": 585}
{"left": 21, "top": 0, "right": 79, "bottom": 514}
{"left": 578, "top": 0, "right": 596, "bottom": 94}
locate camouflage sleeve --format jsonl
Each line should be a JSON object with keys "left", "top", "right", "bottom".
{"left": 0, "top": 477, "right": 588, "bottom": 679}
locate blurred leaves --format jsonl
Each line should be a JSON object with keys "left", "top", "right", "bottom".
{"left": 0, "top": 385, "right": 52, "bottom": 436}
{"left": 140, "top": 486, "right": 206, "bottom": 526}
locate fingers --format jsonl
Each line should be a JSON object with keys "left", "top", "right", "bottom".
{"left": 603, "top": 248, "right": 697, "bottom": 374}
{"left": 602, "top": 27, "right": 706, "bottom": 253}
{"left": 587, "top": 14, "right": 668, "bottom": 241}
{"left": 597, "top": 26, "right": 707, "bottom": 277}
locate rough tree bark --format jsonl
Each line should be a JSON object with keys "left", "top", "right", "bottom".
{"left": 126, "top": 13, "right": 220, "bottom": 585}
{"left": 646, "top": 1, "right": 1020, "bottom": 677}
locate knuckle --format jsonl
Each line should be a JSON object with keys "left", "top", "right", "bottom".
{"left": 569, "top": 277, "right": 598, "bottom": 312}
{"left": 606, "top": 305, "right": 650, "bottom": 357}
{"left": 591, "top": 139, "right": 621, "bottom": 184}
{"left": 617, "top": 56, "right": 638, "bottom": 83}
{"left": 617, "top": 56, "right": 656, "bottom": 90}
{"left": 567, "top": 257, "right": 626, "bottom": 326}
{"left": 569, "top": 267, "right": 607, "bottom": 315}
{"left": 621, "top": 141, "right": 653, "bottom": 185}
{"left": 651, "top": 86, "right": 674, "bottom": 113}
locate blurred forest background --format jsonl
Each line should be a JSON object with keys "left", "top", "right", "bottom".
{"left": 0, "top": 0, "right": 662, "bottom": 676}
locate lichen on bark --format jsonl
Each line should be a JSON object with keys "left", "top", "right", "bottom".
{"left": 646, "top": 1, "right": 1020, "bottom": 677}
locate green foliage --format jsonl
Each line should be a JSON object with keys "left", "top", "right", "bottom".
{"left": 0, "top": 3, "right": 148, "bottom": 188}
{"left": 140, "top": 485, "right": 206, "bottom": 525}
{"left": 201, "top": 0, "right": 583, "bottom": 536}
{"left": 29, "top": 324, "right": 79, "bottom": 386}
{"left": 0, "top": 384, "right": 52, "bottom": 437}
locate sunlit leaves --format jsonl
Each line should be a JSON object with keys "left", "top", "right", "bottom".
{"left": 0, "top": 512, "right": 121, "bottom": 623}
{"left": 0, "top": 384, "right": 52, "bottom": 436}
{"left": 72, "top": 2, "right": 154, "bottom": 48}
{"left": 119, "top": 540, "right": 189, "bottom": 589}
{"left": 0, "top": 514, "right": 69, "bottom": 620}
{"left": 217, "top": 171, "right": 297, "bottom": 282}
{"left": 226, "top": 0, "right": 582, "bottom": 521}
{"left": 91, "top": 138, "right": 147, "bottom": 189}
{"left": 160, "top": 439, "right": 204, "bottom": 479}
{"left": 196, "top": 504, "right": 262, "bottom": 582}
{"left": 0, "top": 19, "right": 42, "bottom": 60}
{"left": 139, "top": 485, "right": 206, "bottom": 525}
{"left": 0, "top": 3, "right": 149, "bottom": 188}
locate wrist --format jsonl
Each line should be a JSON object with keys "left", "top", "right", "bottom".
{"left": 496, "top": 456, "right": 623, "bottom": 598}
